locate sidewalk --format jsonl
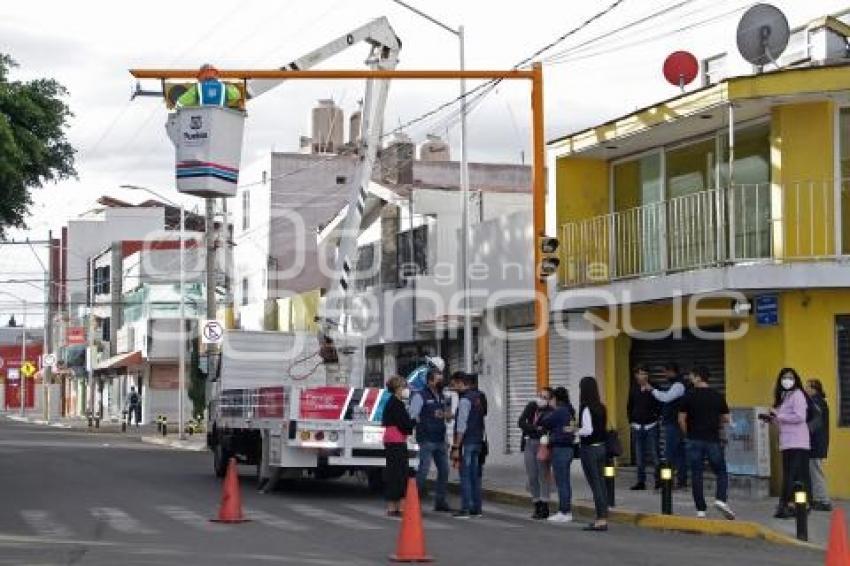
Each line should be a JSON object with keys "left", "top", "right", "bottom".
{"left": 443, "top": 453, "right": 846, "bottom": 549}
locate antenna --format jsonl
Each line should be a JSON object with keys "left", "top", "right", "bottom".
{"left": 736, "top": 3, "right": 790, "bottom": 69}
{"left": 662, "top": 51, "right": 699, "bottom": 92}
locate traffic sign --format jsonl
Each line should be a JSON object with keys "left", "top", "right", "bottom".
{"left": 201, "top": 320, "right": 224, "bottom": 345}
{"left": 755, "top": 294, "right": 779, "bottom": 326}
{"left": 20, "top": 361, "right": 36, "bottom": 378}
{"left": 43, "top": 353, "right": 57, "bottom": 367}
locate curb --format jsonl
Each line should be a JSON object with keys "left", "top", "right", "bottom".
{"left": 437, "top": 481, "right": 821, "bottom": 550}
{"left": 140, "top": 435, "right": 207, "bottom": 452}
{"left": 3, "top": 415, "right": 72, "bottom": 429}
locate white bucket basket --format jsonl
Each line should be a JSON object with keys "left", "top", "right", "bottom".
{"left": 165, "top": 106, "right": 245, "bottom": 198}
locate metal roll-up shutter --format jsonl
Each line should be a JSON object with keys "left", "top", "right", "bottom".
{"left": 505, "top": 319, "right": 571, "bottom": 454}
{"left": 628, "top": 326, "right": 726, "bottom": 394}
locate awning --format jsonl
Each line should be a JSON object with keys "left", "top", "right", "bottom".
{"left": 95, "top": 350, "right": 143, "bottom": 371}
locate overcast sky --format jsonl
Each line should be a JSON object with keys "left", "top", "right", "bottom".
{"left": 1, "top": 0, "right": 847, "bottom": 322}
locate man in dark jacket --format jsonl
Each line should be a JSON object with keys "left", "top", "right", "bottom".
{"left": 806, "top": 379, "right": 831, "bottom": 511}
{"left": 628, "top": 365, "right": 660, "bottom": 490}
{"left": 409, "top": 368, "right": 452, "bottom": 512}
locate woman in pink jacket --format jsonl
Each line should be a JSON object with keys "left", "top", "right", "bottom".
{"left": 768, "top": 368, "right": 812, "bottom": 519}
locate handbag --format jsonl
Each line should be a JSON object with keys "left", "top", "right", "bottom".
{"left": 605, "top": 429, "right": 622, "bottom": 459}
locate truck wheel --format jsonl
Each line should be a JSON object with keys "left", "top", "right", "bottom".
{"left": 366, "top": 469, "right": 385, "bottom": 493}
{"left": 213, "top": 443, "right": 229, "bottom": 478}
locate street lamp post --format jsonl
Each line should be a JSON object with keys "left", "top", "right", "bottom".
{"left": 122, "top": 185, "right": 187, "bottom": 440}
{"left": 391, "top": 1, "right": 473, "bottom": 372}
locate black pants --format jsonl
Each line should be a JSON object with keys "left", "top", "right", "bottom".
{"left": 779, "top": 448, "right": 811, "bottom": 510}
{"left": 580, "top": 443, "right": 608, "bottom": 520}
{"left": 384, "top": 443, "right": 409, "bottom": 502}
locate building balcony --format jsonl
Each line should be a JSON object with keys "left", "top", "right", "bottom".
{"left": 561, "top": 179, "right": 850, "bottom": 289}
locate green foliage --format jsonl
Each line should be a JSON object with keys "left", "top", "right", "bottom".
{"left": 0, "top": 54, "right": 76, "bottom": 238}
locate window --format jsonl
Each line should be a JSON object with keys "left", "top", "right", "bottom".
{"left": 836, "top": 315, "right": 850, "bottom": 426}
{"left": 355, "top": 241, "right": 380, "bottom": 290}
{"left": 612, "top": 153, "right": 663, "bottom": 275}
{"left": 336, "top": 176, "right": 347, "bottom": 185}
{"left": 702, "top": 53, "right": 727, "bottom": 86}
{"left": 242, "top": 190, "right": 250, "bottom": 230}
{"left": 101, "top": 317, "right": 110, "bottom": 343}
{"left": 241, "top": 277, "right": 249, "bottom": 306}
{"left": 839, "top": 108, "right": 850, "bottom": 253}
{"left": 93, "top": 265, "right": 111, "bottom": 295}
{"left": 397, "top": 225, "right": 428, "bottom": 283}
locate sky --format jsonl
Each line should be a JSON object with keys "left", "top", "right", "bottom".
{"left": 1, "top": 0, "right": 848, "bottom": 324}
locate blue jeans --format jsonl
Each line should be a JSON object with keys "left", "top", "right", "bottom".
{"left": 416, "top": 441, "right": 449, "bottom": 507}
{"left": 664, "top": 423, "right": 687, "bottom": 484}
{"left": 460, "top": 443, "right": 482, "bottom": 514}
{"left": 633, "top": 426, "right": 658, "bottom": 484}
{"left": 686, "top": 439, "right": 728, "bottom": 512}
{"left": 551, "top": 446, "right": 574, "bottom": 513}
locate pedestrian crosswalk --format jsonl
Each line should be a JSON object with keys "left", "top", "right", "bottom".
{"left": 8, "top": 500, "right": 530, "bottom": 540}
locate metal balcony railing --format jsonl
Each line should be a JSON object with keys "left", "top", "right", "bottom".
{"left": 561, "top": 179, "right": 848, "bottom": 288}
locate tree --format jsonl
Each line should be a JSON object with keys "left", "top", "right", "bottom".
{"left": 0, "top": 54, "right": 75, "bottom": 238}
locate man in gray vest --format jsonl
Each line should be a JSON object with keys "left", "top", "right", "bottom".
{"left": 409, "top": 367, "right": 452, "bottom": 512}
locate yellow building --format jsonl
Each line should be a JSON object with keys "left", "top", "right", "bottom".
{"left": 548, "top": 18, "right": 850, "bottom": 497}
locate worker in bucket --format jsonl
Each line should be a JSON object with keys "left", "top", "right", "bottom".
{"left": 176, "top": 64, "right": 242, "bottom": 108}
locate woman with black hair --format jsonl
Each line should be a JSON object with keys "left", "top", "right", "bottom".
{"left": 577, "top": 376, "right": 608, "bottom": 532}
{"left": 382, "top": 375, "right": 416, "bottom": 517}
{"left": 540, "top": 387, "right": 576, "bottom": 523}
{"left": 766, "top": 368, "right": 812, "bottom": 519}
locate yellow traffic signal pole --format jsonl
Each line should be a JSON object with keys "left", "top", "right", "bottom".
{"left": 130, "top": 63, "right": 550, "bottom": 389}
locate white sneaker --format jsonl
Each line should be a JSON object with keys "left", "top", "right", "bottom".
{"left": 714, "top": 500, "right": 736, "bottom": 520}
{"left": 696, "top": 511, "right": 707, "bottom": 519}
{"left": 548, "top": 512, "right": 573, "bottom": 523}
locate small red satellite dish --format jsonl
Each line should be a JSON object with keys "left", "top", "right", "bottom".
{"left": 663, "top": 51, "right": 699, "bottom": 89}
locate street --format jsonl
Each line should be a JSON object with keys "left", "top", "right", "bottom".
{"left": 0, "top": 419, "right": 822, "bottom": 566}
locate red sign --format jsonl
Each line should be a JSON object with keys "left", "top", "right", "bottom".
{"left": 66, "top": 327, "right": 86, "bottom": 345}
{"left": 663, "top": 50, "right": 699, "bottom": 87}
{"left": 257, "top": 387, "right": 285, "bottom": 419}
{"left": 299, "top": 387, "right": 351, "bottom": 420}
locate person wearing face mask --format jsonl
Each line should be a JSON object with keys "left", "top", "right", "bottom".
{"left": 540, "top": 387, "right": 577, "bottom": 523}
{"left": 518, "top": 387, "right": 555, "bottom": 519}
{"left": 409, "top": 367, "right": 452, "bottom": 512}
{"left": 628, "top": 365, "right": 661, "bottom": 490}
{"left": 766, "top": 368, "right": 812, "bottom": 519}
{"left": 382, "top": 376, "right": 416, "bottom": 517}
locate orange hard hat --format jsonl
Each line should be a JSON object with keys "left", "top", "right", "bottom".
{"left": 198, "top": 64, "right": 220, "bottom": 81}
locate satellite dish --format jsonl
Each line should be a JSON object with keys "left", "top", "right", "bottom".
{"left": 663, "top": 51, "right": 699, "bottom": 90}
{"left": 736, "top": 3, "right": 790, "bottom": 67}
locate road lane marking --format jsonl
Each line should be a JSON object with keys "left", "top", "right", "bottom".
{"left": 155, "top": 505, "right": 227, "bottom": 532}
{"left": 341, "top": 503, "right": 451, "bottom": 530}
{"left": 287, "top": 503, "right": 383, "bottom": 531}
{"left": 91, "top": 507, "right": 157, "bottom": 535}
{"left": 20, "top": 510, "right": 72, "bottom": 538}
{"left": 244, "top": 508, "right": 308, "bottom": 532}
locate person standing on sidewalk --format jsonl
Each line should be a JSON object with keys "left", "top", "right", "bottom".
{"left": 540, "top": 387, "right": 577, "bottom": 523}
{"left": 678, "top": 367, "right": 735, "bottom": 520}
{"left": 382, "top": 376, "right": 416, "bottom": 517}
{"left": 126, "top": 387, "right": 141, "bottom": 428}
{"left": 767, "top": 368, "right": 812, "bottom": 519}
{"left": 806, "top": 378, "right": 832, "bottom": 512}
{"left": 451, "top": 373, "right": 486, "bottom": 519}
{"left": 518, "top": 387, "right": 555, "bottom": 519}
{"left": 409, "top": 367, "right": 452, "bottom": 513}
{"left": 577, "top": 376, "right": 609, "bottom": 532}
{"left": 652, "top": 362, "right": 688, "bottom": 488}
{"left": 628, "top": 366, "right": 661, "bottom": 490}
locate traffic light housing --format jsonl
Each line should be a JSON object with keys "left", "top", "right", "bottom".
{"left": 538, "top": 236, "right": 560, "bottom": 279}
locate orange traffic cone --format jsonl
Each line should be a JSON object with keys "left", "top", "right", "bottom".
{"left": 211, "top": 457, "right": 249, "bottom": 523}
{"left": 390, "top": 477, "right": 432, "bottom": 563}
{"left": 826, "top": 509, "right": 850, "bottom": 566}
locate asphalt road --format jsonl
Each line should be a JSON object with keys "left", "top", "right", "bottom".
{"left": 0, "top": 418, "right": 822, "bottom": 566}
